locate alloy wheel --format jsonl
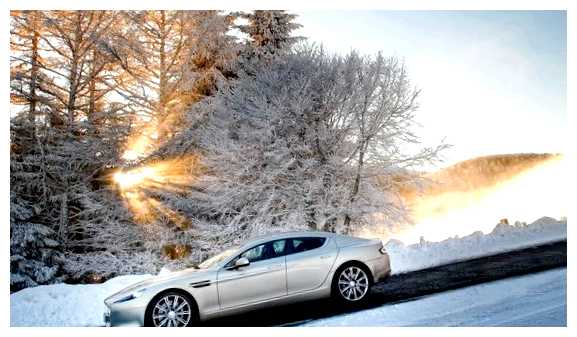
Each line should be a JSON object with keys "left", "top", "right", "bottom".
{"left": 337, "top": 266, "right": 369, "bottom": 301}
{"left": 152, "top": 294, "right": 192, "bottom": 327}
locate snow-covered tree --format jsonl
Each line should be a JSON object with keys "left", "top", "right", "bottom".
{"left": 16, "top": 11, "right": 122, "bottom": 126}
{"left": 234, "top": 10, "right": 303, "bottom": 69}
{"left": 10, "top": 11, "right": 137, "bottom": 280}
{"left": 237, "top": 10, "right": 302, "bottom": 55}
{"left": 107, "top": 10, "right": 238, "bottom": 145}
{"left": 10, "top": 191, "right": 65, "bottom": 292}
{"left": 10, "top": 11, "right": 242, "bottom": 287}
{"left": 10, "top": 11, "right": 43, "bottom": 128}
{"left": 189, "top": 46, "right": 445, "bottom": 237}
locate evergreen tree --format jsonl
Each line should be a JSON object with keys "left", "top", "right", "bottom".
{"left": 10, "top": 11, "right": 139, "bottom": 286}
{"left": 107, "top": 10, "right": 238, "bottom": 156}
{"left": 10, "top": 10, "right": 43, "bottom": 128}
{"left": 236, "top": 10, "right": 303, "bottom": 60}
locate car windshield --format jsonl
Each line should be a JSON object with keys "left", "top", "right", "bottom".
{"left": 197, "top": 248, "right": 238, "bottom": 269}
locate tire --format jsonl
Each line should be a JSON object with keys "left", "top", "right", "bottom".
{"left": 331, "top": 262, "right": 373, "bottom": 304}
{"left": 144, "top": 291, "right": 198, "bottom": 327}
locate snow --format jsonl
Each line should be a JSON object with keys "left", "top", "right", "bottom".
{"left": 385, "top": 216, "right": 566, "bottom": 274}
{"left": 10, "top": 274, "right": 151, "bottom": 327}
{"left": 10, "top": 216, "right": 566, "bottom": 327}
{"left": 303, "top": 267, "right": 566, "bottom": 327}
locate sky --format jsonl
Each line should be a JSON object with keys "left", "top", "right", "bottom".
{"left": 294, "top": 11, "right": 567, "bottom": 167}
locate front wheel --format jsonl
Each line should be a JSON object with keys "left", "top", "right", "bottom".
{"left": 333, "top": 264, "right": 372, "bottom": 303}
{"left": 146, "top": 292, "right": 195, "bottom": 327}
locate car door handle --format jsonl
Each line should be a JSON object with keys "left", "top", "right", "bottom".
{"left": 320, "top": 255, "right": 332, "bottom": 259}
{"left": 267, "top": 264, "right": 283, "bottom": 270}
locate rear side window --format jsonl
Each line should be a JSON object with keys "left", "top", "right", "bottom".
{"left": 290, "top": 237, "right": 326, "bottom": 254}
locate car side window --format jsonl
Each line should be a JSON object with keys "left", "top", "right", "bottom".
{"left": 241, "top": 244, "right": 266, "bottom": 262}
{"left": 226, "top": 239, "right": 288, "bottom": 267}
{"left": 290, "top": 237, "right": 326, "bottom": 254}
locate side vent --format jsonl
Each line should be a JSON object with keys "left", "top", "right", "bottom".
{"left": 190, "top": 280, "right": 212, "bottom": 288}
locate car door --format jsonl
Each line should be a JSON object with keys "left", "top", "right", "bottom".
{"left": 216, "top": 240, "right": 288, "bottom": 309}
{"left": 285, "top": 236, "right": 337, "bottom": 294}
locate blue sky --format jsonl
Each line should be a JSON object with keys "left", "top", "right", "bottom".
{"left": 294, "top": 11, "right": 567, "bottom": 167}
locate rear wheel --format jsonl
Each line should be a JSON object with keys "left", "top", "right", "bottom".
{"left": 332, "top": 264, "right": 372, "bottom": 303}
{"left": 145, "top": 291, "right": 196, "bottom": 327}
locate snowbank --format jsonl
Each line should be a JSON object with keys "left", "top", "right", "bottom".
{"left": 10, "top": 274, "right": 151, "bottom": 327}
{"left": 303, "top": 267, "right": 566, "bottom": 326}
{"left": 385, "top": 216, "right": 566, "bottom": 274}
{"left": 10, "top": 216, "right": 566, "bottom": 327}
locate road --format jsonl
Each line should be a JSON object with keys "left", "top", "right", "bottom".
{"left": 201, "top": 240, "right": 567, "bottom": 326}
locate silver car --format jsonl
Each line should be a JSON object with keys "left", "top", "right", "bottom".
{"left": 104, "top": 231, "right": 391, "bottom": 327}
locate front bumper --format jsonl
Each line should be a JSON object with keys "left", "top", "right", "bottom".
{"left": 105, "top": 305, "right": 146, "bottom": 326}
{"left": 103, "top": 298, "right": 148, "bottom": 327}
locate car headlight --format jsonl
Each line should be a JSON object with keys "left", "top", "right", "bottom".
{"left": 113, "top": 288, "right": 148, "bottom": 304}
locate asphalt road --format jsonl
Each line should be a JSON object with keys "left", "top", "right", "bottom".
{"left": 201, "top": 240, "right": 567, "bottom": 326}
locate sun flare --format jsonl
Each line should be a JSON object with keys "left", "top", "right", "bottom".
{"left": 362, "top": 155, "right": 566, "bottom": 244}
{"left": 112, "top": 156, "right": 201, "bottom": 226}
{"left": 114, "top": 167, "right": 157, "bottom": 190}
{"left": 121, "top": 113, "right": 181, "bottom": 162}
{"left": 121, "top": 124, "right": 159, "bottom": 161}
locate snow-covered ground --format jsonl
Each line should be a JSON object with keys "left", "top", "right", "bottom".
{"left": 385, "top": 216, "right": 566, "bottom": 274}
{"left": 10, "top": 216, "right": 566, "bottom": 327}
{"left": 303, "top": 267, "right": 567, "bottom": 327}
{"left": 10, "top": 274, "right": 151, "bottom": 327}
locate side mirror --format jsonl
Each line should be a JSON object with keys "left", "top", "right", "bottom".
{"left": 232, "top": 257, "right": 250, "bottom": 269}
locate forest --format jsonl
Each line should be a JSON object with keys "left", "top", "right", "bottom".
{"left": 10, "top": 10, "right": 444, "bottom": 291}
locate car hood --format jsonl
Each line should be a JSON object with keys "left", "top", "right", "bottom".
{"left": 105, "top": 267, "right": 216, "bottom": 304}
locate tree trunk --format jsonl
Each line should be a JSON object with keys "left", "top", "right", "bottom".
{"left": 155, "top": 11, "right": 170, "bottom": 141}
{"left": 343, "top": 95, "right": 369, "bottom": 230}
{"left": 88, "top": 50, "right": 96, "bottom": 117}
{"left": 158, "top": 11, "right": 167, "bottom": 118}
{"left": 66, "top": 12, "right": 83, "bottom": 126}
{"left": 67, "top": 61, "right": 78, "bottom": 125}
{"left": 28, "top": 11, "right": 40, "bottom": 128}
{"left": 88, "top": 48, "right": 99, "bottom": 133}
{"left": 343, "top": 142, "right": 366, "bottom": 230}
